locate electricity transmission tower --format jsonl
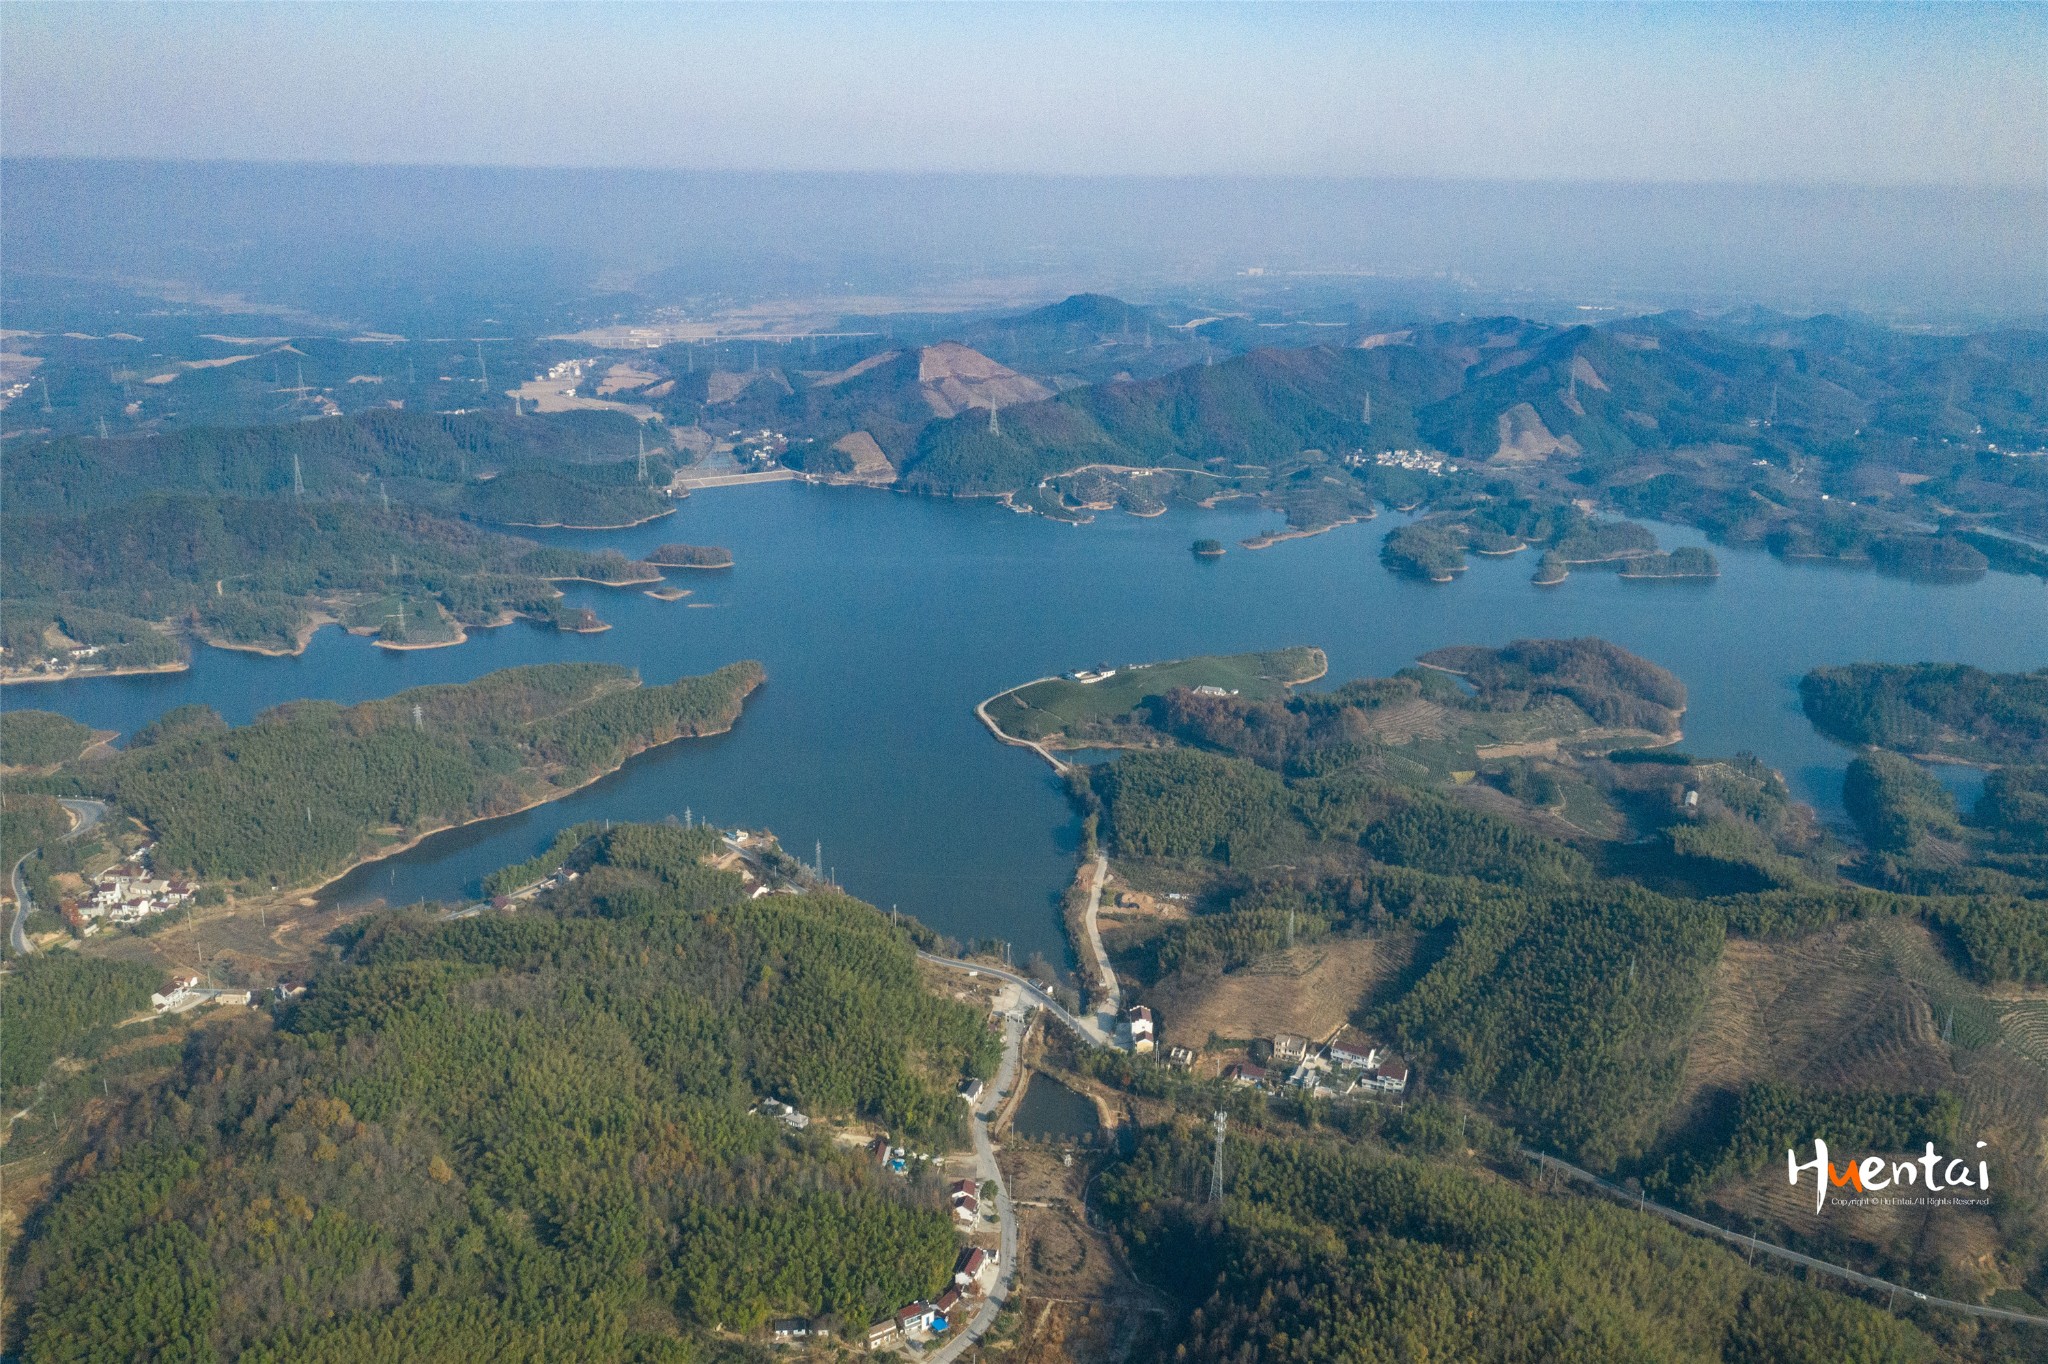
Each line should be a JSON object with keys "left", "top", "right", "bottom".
{"left": 1210, "top": 1111, "right": 1228, "bottom": 1204}
{"left": 292, "top": 451, "right": 304, "bottom": 499}
{"left": 411, "top": 703, "right": 424, "bottom": 732}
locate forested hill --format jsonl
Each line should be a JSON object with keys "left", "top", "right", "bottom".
{"left": 10, "top": 824, "right": 1000, "bottom": 1361}
{"left": 53, "top": 661, "right": 763, "bottom": 887}
{"left": 899, "top": 308, "right": 2048, "bottom": 497}
{"left": 1418, "top": 637, "right": 1688, "bottom": 737}
{"left": 1101, "top": 1125, "right": 1929, "bottom": 1364}
{"left": 0, "top": 495, "right": 666, "bottom": 658}
{"left": 1802, "top": 662, "right": 2048, "bottom": 765}
{"left": 1072, "top": 636, "right": 2048, "bottom": 1169}
{"left": 889, "top": 305, "right": 2046, "bottom": 576}
{"left": 1, "top": 408, "right": 672, "bottom": 527}
{"left": 900, "top": 342, "right": 1455, "bottom": 495}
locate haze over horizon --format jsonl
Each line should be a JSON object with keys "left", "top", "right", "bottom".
{"left": 2, "top": 3, "right": 2043, "bottom": 321}
{"left": 4, "top": 2, "right": 2042, "bottom": 186}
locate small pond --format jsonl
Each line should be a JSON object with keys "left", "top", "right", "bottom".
{"left": 1011, "top": 1073, "right": 1102, "bottom": 1143}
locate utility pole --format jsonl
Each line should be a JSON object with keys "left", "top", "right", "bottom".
{"left": 1210, "top": 1111, "right": 1228, "bottom": 1204}
{"left": 815, "top": 840, "right": 823, "bottom": 880}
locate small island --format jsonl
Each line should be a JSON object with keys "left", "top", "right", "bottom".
{"left": 1192, "top": 538, "right": 1226, "bottom": 558}
{"left": 1619, "top": 547, "right": 1720, "bottom": 579}
{"left": 647, "top": 543, "right": 736, "bottom": 569}
{"left": 644, "top": 586, "right": 691, "bottom": 602}
{"left": 1531, "top": 551, "right": 1569, "bottom": 586}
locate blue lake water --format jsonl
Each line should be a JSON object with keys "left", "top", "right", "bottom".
{"left": 9, "top": 482, "right": 2044, "bottom": 958}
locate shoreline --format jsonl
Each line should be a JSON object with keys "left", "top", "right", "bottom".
{"left": 1, "top": 659, "right": 190, "bottom": 687}
{"left": 976, "top": 648, "right": 1328, "bottom": 772}
{"left": 374, "top": 621, "right": 471, "bottom": 652}
{"left": 539, "top": 570, "right": 666, "bottom": 587}
{"left": 670, "top": 469, "right": 801, "bottom": 491}
{"left": 1240, "top": 515, "right": 1365, "bottom": 551}
{"left": 281, "top": 673, "right": 763, "bottom": 903}
{"left": 497, "top": 505, "right": 678, "bottom": 531}
{"left": 200, "top": 612, "right": 341, "bottom": 658}
{"left": 974, "top": 679, "right": 1076, "bottom": 774}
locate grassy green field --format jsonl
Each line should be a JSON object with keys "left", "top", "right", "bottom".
{"left": 984, "top": 646, "right": 1325, "bottom": 743}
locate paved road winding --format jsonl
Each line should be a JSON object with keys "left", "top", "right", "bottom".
{"left": 7, "top": 800, "right": 109, "bottom": 957}
{"left": 925, "top": 1006, "right": 1026, "bottom": 1364}
{"left": 918, "top": 951, "right": 1110, "bottom": 1048}
{"left": 1077, "top": 853, "right": 1121, "bottom": 1023}
{"left": 8, "top": 856, "right": 32, "bottom": 957}
{"left": 973, "top": 681, "right": 1076, "bottom": 774}
{"left": 58, "top": 798, "right": 106, "bottom": 839}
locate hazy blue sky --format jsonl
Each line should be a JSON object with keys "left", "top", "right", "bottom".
{"left": 4, "top": 2, "right": 2041, "bottom": 185}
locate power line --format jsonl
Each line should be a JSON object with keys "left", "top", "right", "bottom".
{"left": 1210, "top": 1111, "right": 1228, "bottom": 1204}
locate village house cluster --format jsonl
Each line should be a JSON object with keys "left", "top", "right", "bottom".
{"left": 61, "top": 844, "right": 193, "bottom": 934}
{"left": 1, "top": 641, "right": 111, "bottom": 675}
{"left": 542, "top": 358, "right": 587, "bottom": 396}
{"left": 1223, "top": 1026, "right": 1411, "bottom": 1099}
{"left": 857, "top": 1244, "right": 1002, "bottom": 1352}
{"left": 1345, "top": 448, "right": 1455, "bottom": 476}
{"left": 727, "top": 426, "right": 790, "bottom": 464}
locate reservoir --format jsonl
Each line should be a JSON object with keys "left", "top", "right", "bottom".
{"left": 9, "top": 482, "right": 2044, "bottom": 959}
